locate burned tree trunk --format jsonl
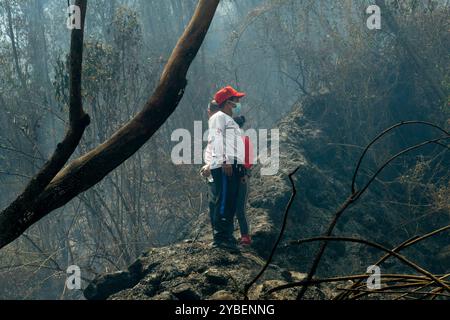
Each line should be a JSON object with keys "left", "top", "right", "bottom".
{"left": 0, "top": 0, "right": 221, "bottom": 250}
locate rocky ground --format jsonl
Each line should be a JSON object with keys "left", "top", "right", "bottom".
{"left": 81, "top": 99, "right": 348, "bottom": 300}
{"left": 84, "top": 95, "right": 449, "bottom": 300}
{"left": 84, "top": 241, "right": 337, "bottom": 300}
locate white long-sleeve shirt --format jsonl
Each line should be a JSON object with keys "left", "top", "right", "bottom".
{"left": 206, "top": 111, "right": 245, "bottom": 170}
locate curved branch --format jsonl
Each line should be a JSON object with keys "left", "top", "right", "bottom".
{"left": 336, "top": 225, "right": 450, "bottom": 300}
{"left": 0, "top": 0, "right": 221, "bottom": 250}
{"left": 354, "top": 136, "right": 449, "bottom": 202}
{"left": 244, "top": 166, "right": 300, "bottom": 297}
{"left": 0, "top": 0, "right": 90, "bottom": 248}
{"left": 297, "top": 135, "right": 449, "bottom": 299}
{"left": 270, "top": 236, "right": 450, "bottom": 294}
{"left": 352, "top": 121, "right": 449, "bottom": 194}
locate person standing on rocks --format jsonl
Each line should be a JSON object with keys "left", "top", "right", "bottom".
{"left": 232, "top": 116, "right": 254, "bottom": 246}
{"left": 202, "top": 86, "right": 247, "bottom": 250}
{"left": 202, "top": 106, "right": 254, "bottom": 246}
{"left": 201, "top": 100, "right": 221, "bottom": 231}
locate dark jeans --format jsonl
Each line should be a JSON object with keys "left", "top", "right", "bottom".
{"left": 209, "top": 177, "right": 250, "bottom": 237}
{"left": 211, "top": 164, "right": 243, "bottom": 246}
{"left": 208, "top": 181, "right": 216, "bottom": 230}
{"left": 235, "top": 178, "right": 249, "bottom": 236}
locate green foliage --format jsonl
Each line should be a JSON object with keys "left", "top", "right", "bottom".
{"left": 53, "top": 5, "right": 144, "bottom": 115}
{"left": 112, "top": 6, "right": 143, "bottom": 50}
{"left": 53, "top": 40, "right": 120, "bottom": 107}
{"left": 82, "top": 41, "right": 116, "bottom": 101}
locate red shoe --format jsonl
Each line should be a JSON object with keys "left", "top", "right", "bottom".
{"left": 240, "top": 235, "right": 252, "bottom": 246}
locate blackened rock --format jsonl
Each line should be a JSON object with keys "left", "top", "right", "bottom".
{"left": 171, "top": 283, "right": 200, "bottom": 300}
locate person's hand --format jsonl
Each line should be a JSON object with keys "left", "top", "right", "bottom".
{"left": 200, "top": 165, "right": 211, "bottom": 177}
{"left": 222, "top": 164, "right": 233, "bottom": 176}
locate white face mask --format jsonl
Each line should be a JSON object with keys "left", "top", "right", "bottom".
{"left": 230, "top": 101, "right": 242, "bottom": 115}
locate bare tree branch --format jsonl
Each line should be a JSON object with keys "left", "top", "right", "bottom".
{"left": 0, "top": 0, "right": 221, "bottom": 250}
{"left": 245, "top": 121, "right": 449, "bottom": 300}
{"left": 352, "top": 121, "right": 450, "bottom": 194}
{"left": 244, "top": 166, "right": 300, "bottom": 298}
{"left": 336, "top": 225, "right": 450, "bottom": 300}
{"left": 0, "top": 0, "right": 89, "bottom": 249}
{"left": 296, "top": 126, "right": 449, "bottom": 300}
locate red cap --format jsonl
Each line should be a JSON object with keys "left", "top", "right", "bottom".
{"left": 214, "top": 86, "right": 246, "bottom": 105}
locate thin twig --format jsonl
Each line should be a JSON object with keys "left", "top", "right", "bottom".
{"left": 243, "top": 166, "right": 300, "bottom": 298}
